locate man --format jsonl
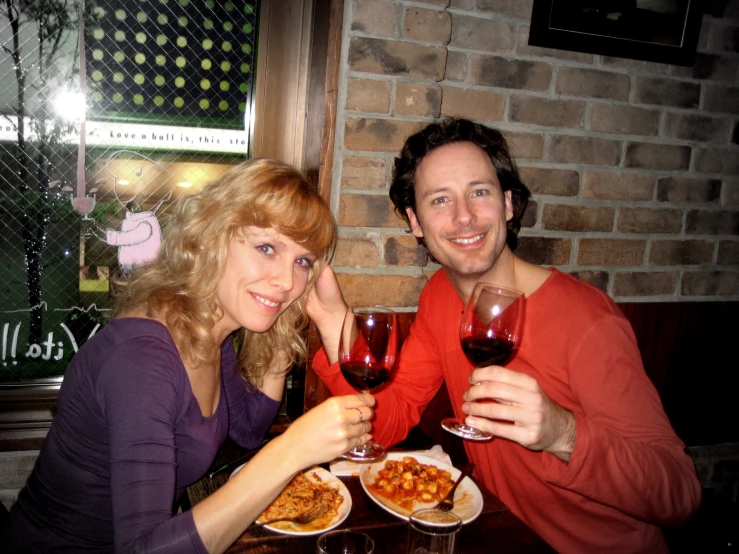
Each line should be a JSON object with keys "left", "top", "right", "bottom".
{"left": 308, "top": 118, "right": 701, "bottom": 553}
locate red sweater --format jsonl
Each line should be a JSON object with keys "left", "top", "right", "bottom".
{"left": 314, "top": 269, "right": 701, "bottom": 553}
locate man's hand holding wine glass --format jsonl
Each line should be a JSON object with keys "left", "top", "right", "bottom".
{"left": 461, "top": 364, "right": 577, "bottom": 463}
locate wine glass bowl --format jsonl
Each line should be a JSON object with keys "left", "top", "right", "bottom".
{"left": 442, "top": 283, "right": 525, "bottom": 441}
{"left": 339, "top": 307, "right": 398, "bottom": 461}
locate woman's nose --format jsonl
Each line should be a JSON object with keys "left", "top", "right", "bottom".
{"left": 270, "top": 259, "right": 294, "bottom": 292}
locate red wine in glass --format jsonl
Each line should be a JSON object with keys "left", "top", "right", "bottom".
{"left": 339, "top": 307, "right": 398, "bottom": 462}
{"left": 442, "top": 283, "right": 524, "bottom": 441}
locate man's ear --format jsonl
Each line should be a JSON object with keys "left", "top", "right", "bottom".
{"left": 504, "top": 190, "right": 514, "bottom": 223}
{"left": 406, "top": 207, "right": 424, "bottom": 238}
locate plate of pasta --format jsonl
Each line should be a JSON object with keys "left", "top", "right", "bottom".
{"left": 230, "top": 464, "right": 351, "bottom": 536}
{"left": 359, "top": 453, "right": 482, "bottom": 524}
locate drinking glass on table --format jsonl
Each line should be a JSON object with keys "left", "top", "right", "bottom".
{"left": 317, "top": 529, "right": 375, "bottom": 554}
{"left": 339, "top": 307, "right": 398, "bottom": 462}
{"left": 407, "top": 509, "right": 462, "bottom": 554}
{"left": 441, "top": 282, "right": 525, "bottom": 441}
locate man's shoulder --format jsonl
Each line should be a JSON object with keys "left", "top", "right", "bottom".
{"left": 540, "top": 269, "right": 622, "bottom": 320}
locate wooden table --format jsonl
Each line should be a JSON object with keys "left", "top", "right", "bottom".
{"left": 187, "top": 441, "right": 556, "bottom": 554}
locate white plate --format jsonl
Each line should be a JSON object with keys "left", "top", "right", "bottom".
{"left": 230, "top": 464, "right": 351, "bottom": 536}
{"left": 359, "top": 452, "right": 483, "bottom": 524}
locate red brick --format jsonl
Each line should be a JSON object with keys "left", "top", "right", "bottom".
{"left": 351, "top": 0, "right": 398, "bottom": 37}
{"left": 403, "top": 7, "right": 451, "bottom": 43}
{"left": 348, "top": 37, "right": 446, "bottom": 79}
{"left": 582, "top": 172, "right": 654, "bottom": 201}
{"left": 613, "top": 272, "right": 677, "bottom": 297}
{"left": 725, "top": 181, "right": 739, "bottom": 206}
{"left": 509, "top": 96, "right": 584, "bottom": 128}
{"left": 657, "top": 178, "right": 722, "bottom": 203}
{"left": 681, "top": 271, "right": 739, "bottom": 296}
{"left": 445, "top": 51, "right": 467, "bottom": 82}
{"left": 450, "top": 14, "right": 515, "bottom": 52}
{"left": 589, "top": 104, "right": 659, "bottom": 136}
{"left": 383, "top": 234, "right": 428, "bottom": 266}
{"left": 578, "top": 239, "right": 646, "bottom": 266}
{"left": 506, "top": 132, "right": 543, "bottom": 160}
{"left": 519, "top": 167, "right": 579, "bottom": 196}
{"left": 601, "top": 57, "right": 669, "bottom": 74}
{"left": 624, "top": 143, "right": 691, "bottom": 171}
{"left": 469, "top": 55, "right": 551, "bottom": 91}
{"left": 548, "top": 135, "right": 621, "bottom": 166}
{"left": 334, "top": 237, "right": 379, "bottom": 268}
{"left": 570, "top": 271, "right": 609, "bottom": 292}
{"left": 395, "top": 82, "right": 442, "bottom": 117}
{"left": 685, "top": 210, "right": 739, "bottom": 235}
{"left": 346, "top": 78, "right": 391, "bottom": 114}
{"left": 704, "top": 85, "right": 739, "bottom": 114}
{"left": 717, "top": 241, "right": 739, "bottom": 265}
{"left": 634, "top": 77, "right": 700, "bottom": 109}
{"left": 516, "top": 236, "right": 571, "bottom": 265}
{"left": 555, "top": 67, "right": 630, "bottom": 101}
{"left": 617, "top": 208, "right": 683, "bottom": 234}
{"left": 663, "top": 113, "right": 731, "bottom": 143}
{"left": 477, "top": 0, "right": 533, "bottom": 19}
{"left": 694, "top": 148, "right": 739, "bottom": 176}
{"left": 341, "top": 156, "right": 387, "bottom": 190}
{"left": 336, "top": 273, "right": 427, "bottom": 308}
{"left": 440, "top": 85, "right": 504, "bottom": 122}
{"left": 344, "top": 117, "right": 423, "bottom": 153}
{"left": 338, "top": 194, "right": 405, "bottom": 228}
{"left": 649, "top": 240, "right": 715, "bottom": 266}
{"left": 543, "top": 205, "right": 614, "bottom": 232}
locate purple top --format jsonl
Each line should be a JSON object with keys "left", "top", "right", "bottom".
{"left": 4, "top": 318, "right": 280, "bottom": 553}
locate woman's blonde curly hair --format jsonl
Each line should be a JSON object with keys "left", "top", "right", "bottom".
{"left": 113, "top": 158, "right": 337, "bottom": 387}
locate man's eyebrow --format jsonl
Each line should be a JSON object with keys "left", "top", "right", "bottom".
{"left": 420, "top": 179, "right": 496, "bottom": 198}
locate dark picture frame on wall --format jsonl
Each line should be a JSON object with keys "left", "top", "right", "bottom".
{"left": 528, "top": 1, "right": 704, "bottom": 66}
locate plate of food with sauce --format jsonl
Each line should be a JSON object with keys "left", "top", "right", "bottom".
{"left": 359, "top": 453, "right": 482, "bottom": 524}
{"left": 230, "top": 464, "right": 351, "bottom": 536}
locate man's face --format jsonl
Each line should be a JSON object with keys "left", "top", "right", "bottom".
{"left": 406, "top": 141, "right": 513, "bottom": 287}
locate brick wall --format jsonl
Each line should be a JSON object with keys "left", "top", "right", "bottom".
{"left": 328, "top": 0, "right": 739, "bottom": 307}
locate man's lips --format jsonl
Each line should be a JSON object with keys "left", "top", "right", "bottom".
{"left": 449, "top": 233, "right": 485, "bottom": 245}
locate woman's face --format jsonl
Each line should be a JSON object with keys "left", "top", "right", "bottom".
{"left": 213, "top": 226, "right": 317, "bottom": 340}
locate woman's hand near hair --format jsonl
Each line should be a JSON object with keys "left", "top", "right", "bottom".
{"left": 306, "top": 265, "right": 347, "bottom": 364}
{"left": 190, "top": 393, "right": 374, "bottom": 554}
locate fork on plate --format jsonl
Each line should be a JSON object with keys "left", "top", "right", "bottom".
{"left": 434, "top": 462, "right": 475, "bottom": 511}
{"left": 250, "top": 502, "right": 328, "bottom": 528}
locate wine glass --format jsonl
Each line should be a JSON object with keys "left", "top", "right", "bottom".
{"left": 339, "top": 307, "right": 398, "bottom": 462}
{"left": 441, "top": 283, "right": 525, "bottom": 441}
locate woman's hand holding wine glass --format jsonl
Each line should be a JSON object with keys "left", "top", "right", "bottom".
{"left": 338, "top": 307, "right": 398, "bottom": 462}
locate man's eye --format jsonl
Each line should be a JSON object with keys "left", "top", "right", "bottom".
{"left": 257, "top": 244, "right": 274, "bottom": 255}
{"left": 431, "top": 197, "right": 447, "bottom": 205}
{"left": 472, "top": 189, "right": 488, "bottom": 197}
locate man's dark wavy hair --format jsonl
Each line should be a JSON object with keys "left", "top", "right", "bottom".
{"left": 389, "top": 117, "right": 530, "bottom": 251}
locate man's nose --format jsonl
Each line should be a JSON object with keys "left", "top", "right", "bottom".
{"left": 453, "top": 198, "right": 475, "bottom": 226}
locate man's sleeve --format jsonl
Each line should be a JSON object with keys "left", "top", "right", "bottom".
{"left": 541, "top": 310, "right": 702, "bottom": 526}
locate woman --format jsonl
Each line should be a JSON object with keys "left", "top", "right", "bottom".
{"left": 3, "top": 159, "right": 374, "bottom": 554}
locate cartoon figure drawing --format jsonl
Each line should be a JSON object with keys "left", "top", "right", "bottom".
{"left": 105, "top": 211, "right": 162, "bottom": 273}
{"left": 100, "top": 151, "right": 174, "bottom": 276}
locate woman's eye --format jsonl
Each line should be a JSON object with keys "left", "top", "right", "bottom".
{"left": 296, "top": 257, "right": 315, "bottom": 269}
{"left": 257, "top": 244, "right": 274, "bottom": 255}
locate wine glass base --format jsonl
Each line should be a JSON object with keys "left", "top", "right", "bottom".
{"left": 441, "top": 418, "right": 493, "bottom": 441}
{"left": 341, "top": 440, "right": 386, "bottom": 463}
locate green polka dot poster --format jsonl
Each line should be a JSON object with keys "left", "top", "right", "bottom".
{"left": 86, "top": 0, "right": 257, "bottom": 126}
